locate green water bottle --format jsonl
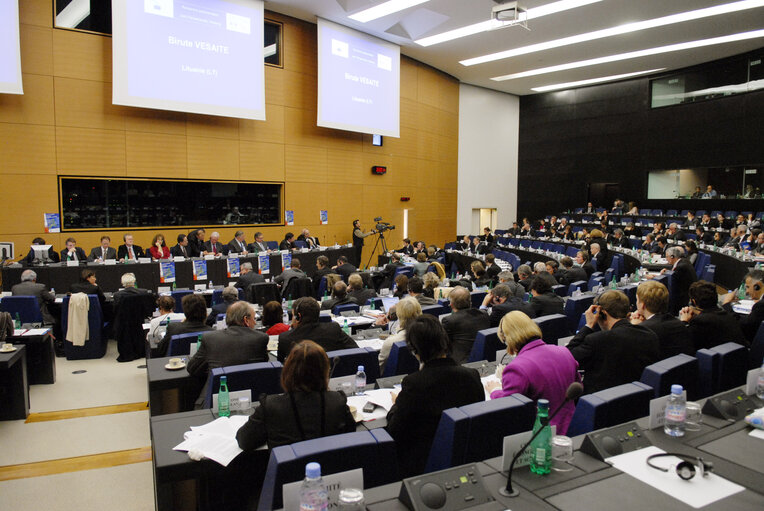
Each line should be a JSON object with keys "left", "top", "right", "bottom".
{"left": 218, "top": 375, "right": 230, "bottom": 417}
{"left": 737, "top": 282, "right": 746, "bottom": 300}
{"left": 171, "top": 281, "right": 176, "bottom": 291}
{"left": 610, "top": 275, "right": 617, "bottom": 290}
{"left": 370, "top": 299, "right": 375, "bottom": 310}
{"left": 14, "top": 312, "right": 21, "bottom": 329}
{"left": 196, "top": 334, "right": 202, "bottom": 352}
{"left": 287, "top": 294, "right": 293, "bottom": 309}
{"left": 529, "top": 399, "right": 552, "bottom": 475}
{"left": 342, "top": 318, "right": 351, "bottom": 335}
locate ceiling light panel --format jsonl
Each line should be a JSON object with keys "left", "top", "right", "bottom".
{"left": 349, "top": 0, "right": 431, "bottom": 23}
{"left": 531, "top": 69, "right": 665, "bottom": 92}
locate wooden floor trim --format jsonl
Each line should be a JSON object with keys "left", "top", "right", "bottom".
{"left": 25, "top": 402, "right": 149, "bottom": 423}
{"left": 0, "top": 447, "right": 152, "bottom": 481}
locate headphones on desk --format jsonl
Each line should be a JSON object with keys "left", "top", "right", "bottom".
{"left": 646, "top": 453, "right": 714, "bottom": 480}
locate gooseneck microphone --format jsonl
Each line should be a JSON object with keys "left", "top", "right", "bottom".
{"left": 499, "top": 382, "right": 584, "bottom": 497}
{"left": 328, "top": 356, "right": 341, "bottom": 380}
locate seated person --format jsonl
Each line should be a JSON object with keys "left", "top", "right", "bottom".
{"left": 529, "top": 274, "right": 564, "bottom": 317}
{"left": 88, "top": 235, "right": 116, "bottom": 262}
{"left": 486, "top": 311, "right": 580, "bottom": 434}
{"left": 148, "top": 233, "right": 170, "bottom": 260}
{"left": 481, "top": 227, "right": 494, "bottom": 244}
{"left": 386, "top": 315, "right": 484, "bottom": 477}
{"left": 393, "top": 274, "right": 409, "bottom": 299}
{"left": 332, "top": 256, "right": 357, "bottom": 280}
{"left": 629, "top": 280, "right": 693, "bottom": 359}
{"left": 187, "top": 301, "right": 269, "bottom": 405}
{"left": 313, "top": 255, "right": 334, "bottom": 297}
{"left": 575, "top": 251, "right": 595, "bottom": 278}
{"left": 248, "top": 231, "right": 269, "bottom": 254}
{"left": 23, "top": 237, "right": 59, "bottom": 264}
{"left": 516, "top": 264, "right": 534, "bottom": 291}
{"left": 203, "top": 231, "right": 226, "bottom": 256}
{"left": 277, "top": 297, "right": 358, "bottom": 362}
{"left": 379, "top": 252, "right": 405, "bottom": 289}
{"left": 469, "top": 261, "right": 492, "bottom": 288}
{"left": 623, "top": 222, "right": 641, "bottom": 238}
{"left": 545, "top": 260, "right": 564, "bottom": 284}
{"left": 422, "top": 272, "right": 440, "bottom": 299}
{"left": 274, "top": 258, "right": 306, "bottom": 293}
{"left": 112, "top": 273, "right": 155, "bottom": 362}
{"left": 347, "top": 273, "right": 376, "bottom": 306}
{"left": 457, "top": 235, "right": 471, "bottom": 251}
{"left": 12, "top": 269, "right": 56, "bottom": 324}
{"left": 398, "top": 238, "right": 415, "bottom": 255}
{"left": 236, "top": 340, "right": 355, "bottom": 450}
{"left": 378, "top": 297, "right": 421, "bottom": 372}
{"left": 442, "top": 286, "right": 490, "bottom": 364}
{"left": 69, "top": 269, "right": 109, "bottom": 321}
{"left": 497, "top": 270, "right": 525, "bottom": 298}
{"left": 481, "top": 283, "right": 535, "bottom": 327}
{"left": 206, "top": 286, "right": 239, "bottom": 326}
{"left": 560, "top": 256, "right": 587, "bottom": 287}
{"left": 147, "top": 295, "right": 184, "bottom": 344}
{"left": 235, "top": 262, "right": 265, "bottom": 291}
{"left": 321, "top": 281, "right": 358, "bottom": 311}
{"left": 262, "top": 300, "right": 289, "bottom": 336}
{"left": 157, "top": 294, "right": 213, "bottom": 356}
{"left": 117, "top": 234, "right": 144, "bottom": 261}
{"left": 484, "top": 254, "right": 501, "bottom": 281}
{"left": 679, "top": 280, "right": 748, "bottom": 351}
{"left": 567, "top": 290, "right": 659, "bottom": 394}
{"left": 279, "top": 232, "right": 296, "bottom": 251}
{"left": 227, "top": 230, "right": 249, "bottom": 255}
{"left": 60, "top": 237, "right": 87, "bottom": 262}
{"left": 169, "top": 234, "right": 191, "bottom": 258}
{"left": 296, "top": 229, "right": 319, "bottom": 248}
{"left": 408, "top": 276, "right": 436, "bottom": 306}
{"left": 412, "top": 252, "right": 430, "bottom": 277}
{"left": 721, "top": 269, "right": 764, "bottom": 343}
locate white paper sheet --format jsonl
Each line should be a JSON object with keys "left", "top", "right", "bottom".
{"left": 173, "top": 416, "right": 249, "bottom": 466}
{"left": 355, "top": 338, "right": 383, "bottom": 350}
{"left": 481, "top": 374, "right": 501, "bottom": 401}
{"left": 750, "top": 428, "right": 764, "bottom": 440}
{"left": 346, "top": 395, "right": 389, "bottom": 422}
{"left": 22, "top": 328, "right": 50, "bottom": 336}
{"left": 606, "top": 446, "right": 744, "bottom": 508}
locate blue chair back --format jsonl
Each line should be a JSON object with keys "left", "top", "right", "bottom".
{"left": 171, "top": 290, "right": 193, "bottom": 313}
{"left": 421, "top": 304, "right": 447, "bottom": 317}
{"left": 587, "top": 272, "right": 603, "bottom": 291}
{"left": 333, "top": 303, "right": 360, "bottom": 315}
{"left": 696, "top": 342, "right": 748, "bottom": 397}
{"left": 567, "top": 382, "right": 653, "bottom": 436}
{"left": 382, "top": 341, "right": 420, "bottom": 377}
{"left": 205, "top": 361, "right": 283, "bottom": 409}
{"left": 211, "top": 288, "right": 244, "bottom": 305}
{"left": 552, "top": 284, "right": 566, "bottom": 297}
{"left": 467, "top": 327, "right": 502, "bottom": 362}
{"left": 167, "top": 332, "right": 204, "bottom": 356}
{"left": 318, "top": 310, "right": 333, "bottom": 323}
{"left": 534, "top": 314, "right": 569, "bottom": 345}
{"left": 316, "top": 276, "right": 328, "bottom": 299}
{"left": 567, "top": 280, "right": 587, "bottom": 295}
{"left": 750, "top": 322, "right": 764, "bottom": 369}
{"left": 1, "top": 296, "right": 42, "bottom": 323}
{"left": 61, "top": 294, "right": 106, "bottom": 360}
{"left": 326, "top": 347, "right": 380, "bottom": 383}
{"left": 257, "top": 430, "right": 399, "bottom": 511}
{"left": 470, "top": 291, "right": 487, "bottom": 309}
{"left": 394, "top": 266, "right": 414, "bottom": 279}
{"left": 640, "top": 354, "right": 699, "bottom": 400}
{"left": 266, "top": 241, "right": 278, "bottom": 250}
{"left": 293, "top": 240, "right": 306, "bottom": 249}
{"left": 666, "top": 209, "right": 678, "bottom": 217}
{"left": 565, "top": 246, "right": 579, "bottom": 258}
{"left": 425, "top": 395, "right": 535, "bottom": 473}
{"left": 700, "top": 264, "right": 715, "bottom": 283}
{"left": 564, "top": 294, "right": 594, "bottom": 333}
{"left": 620, "top": 283, "right": 638, "bottom": 308}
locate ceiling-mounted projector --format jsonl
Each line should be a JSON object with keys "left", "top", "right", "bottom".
{"left": 491, "top": 1, "right": 527, "bottom": 24}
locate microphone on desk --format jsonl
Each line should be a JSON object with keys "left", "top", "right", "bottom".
{"left": 329, "top": 356, "right": 341, "bottom": 380}
{"left": 499, "top": 382, "right": 584, "bottom": 498}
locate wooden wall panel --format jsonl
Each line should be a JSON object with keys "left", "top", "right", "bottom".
{"left": 0, "top": 123, "right": 56, "bottom": 175}
{"left": 3, "top": 12, "right": 459, "bottom": 255}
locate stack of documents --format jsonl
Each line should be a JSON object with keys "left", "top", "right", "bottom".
{"left": 173, "top": 415, "right": 249, "bottom": 466}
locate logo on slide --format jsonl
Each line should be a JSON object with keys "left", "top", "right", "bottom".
{"left": 377, "top": 53, "right": 392, "bottom": 71}
{"left": 331, "top": 39, "right": 349, "bottom": 59}
{"left": 144, "top": 0, "right": 173, "bottom": 18}
{"left": 226, "top": 13, "right": 251, "bottom": 35}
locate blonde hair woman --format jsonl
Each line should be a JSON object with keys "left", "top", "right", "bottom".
{"left": 377, "top": 297, "right": 422, "bottom": 372}
{"left": 485, "top": 311, "right": 580, "bottom": 434}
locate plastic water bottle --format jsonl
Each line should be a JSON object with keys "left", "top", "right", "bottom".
{"left": 299, "top": 462, "right": 329, "bottom": 511}
{"left": 208, "top": 280, "right": 213, "bottom": 290}
{"left": 737, "top": 283, "right": 746, "bottom": 300}
{"left": 756, "top": 362, "right": 764, "bottom": 399}
{"left": 530, "top": 399, "right": 552, "bottom": 475}
{"left": 664, "top": 384, "right": 686, "bottom": 437}
{"left": 355, "top": 365, "right": 366, "bottom": 395}
{"left": 14, "top": 312, "right": 21, "bottom": 329}
{"left": 196, "top": 334, "right": 202, "bottom": 353}
{"left": 218, "top": 375, "right": 230, "bottom": 417}
{"left": 342, "top": 318, "right": 351, "bottom": 335}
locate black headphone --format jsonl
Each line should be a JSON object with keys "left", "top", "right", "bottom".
{"left": 646, "top": 453, "right": 714, "bottom": 480}
{"left": 754, "top": 283, "right": 761, "bottom": 292}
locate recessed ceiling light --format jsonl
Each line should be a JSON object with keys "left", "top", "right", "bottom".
{"left": 491, "top": 29, "right": 764, "bottom": 81}
{"left": 531, "top": 69, "right": 665, "bottom": 92}
{"left": 416, "top": 0, "right": 602, "bottom": 47}
{"left": 349, "top": 0, "right": 431, "bottom": 23}
{"left": 462, "top": 0, "right": 764, "bottom": 66}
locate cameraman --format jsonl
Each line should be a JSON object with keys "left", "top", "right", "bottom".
{"left": 352, "top": 219, "right": 376, "bottom": 267}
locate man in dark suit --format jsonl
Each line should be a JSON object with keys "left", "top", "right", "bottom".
{"left": 87, "top": 235, "right": 117, "bottom": 262}
{"left": 227, "top": 231, "right": 249, "bottom": 255}
{"left": 641, "top": 233, "right": 658, "bottom": 254}
{"left": 442, "top": 286, "right": 490, "bottom": 364}
{"left": 722, "top": 269, "right": 764, "bottom": 343}
{"left": 112, "top": 273, "right": 155, "bottom": 362}
{"left": 545, "top": 260, "right": 565, "bottom": 284}
{"left": 60, "top": 237, "right": 87, "bottom": 262}
{"left": 480, "top": 284, "right": 535, "bottom": 327}
{"left": 11, "top": 269, "right": 56, "bottom": 324}
{"left": 320, "top": 281, "right": 358, "bottom": 311}
{"left": 279, "top": 232, "right": 296, "bottom": 251}
{"left": 157, "top": 294, "right": 213, "bottom": 356}
{"left": 275, "top": 257, "right": 306, "bottom": 292}
{"left": 248, "top": 231, "right": 269, "bottom": 254}
{"left": 202, "top": 231, "right": 226, "bottom": 256}
{"left": 568, "top": 290, "right": 660, "bottom": 394}
{"left": 610, "top": 229, "right": 629, "bottom": 248}
{"left": 560, "top": 256, "right": 588, "bottom": 287}
{"left": 408, "top": 276, "right": 437, "bottom": 306}
{"left": 379, "top": 252, "right": 405, "bottom": 289}
{"left": 347, "top": 273, "right": 376, "bottom": 306}
{"left": 529, "top": 274, "right": 564, "bottom": 317}
{"left": 666, "top": 223, "right": 686, "bottom": 242}
{"left": 117, "top": 234, "right": 144, "bottom": 261}
{"left": 680, "top": 280, "right": 748, "bottom": 352}
{"left": 206, "top": 286, "right": 239, "bottom": 326}
{"left": 22, "top": 237, "right": 59, "bottom": 265}
{"left": 297, "top": 229, "right": 319, "bottom": 248}
{"left": 484, "top": 254, "right": 501, "bottom": 282}
{"left": 589, "top": 242, "right": 605, "bottom": 272}
{"left": 170, "top": 234, "right": 191, "bottom": 258}
{"left": 235, "top": 262, "right": 265, "bottom": 291}
{"left": 660, "top": 246, "right": 697, "bottom": 314}
{"left": 277, "top": 297, "right": 357, "bottom": 362}
{"left": 398, "top": 238, "right": 414, "bottom": 256}
{"left": 333, "top": 255, "right": 357, "bottom": 280}
{"left": 187, "top": 228, "right": 206, "bottom": 258}
{"left": 313, "top": 255, "right": 334, "bottom": 297}
{"left": 187, "top": 301, "right": 268, "bottom": 404}
{"left": 630, "top": 280, "right": 693, "bottom": 359}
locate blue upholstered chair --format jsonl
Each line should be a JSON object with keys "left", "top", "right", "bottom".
{"left": 204, "top": 361, "right": 283, "bottom": 409}
{"left": 382, "top": 341, "right": 419, "bottom": 378}
{"left": 567, "top": 382, "right": 653, "bottom": 436}
{"left": 1, "top": 295, "right": 43, "bottom": 324}
{"left": 61, "top": 294, "right": 107, "bottom": 360}
{"left": 534, "top": 314, "right": 569, "bottom": 345}
{"left": 640, "top": 354, "right": 699, "bottom": 400}
{"left": 468, "top": 327, "right": 502, "bottom": 363}
{"left": 326, "top": 347, "right": 380, "bottom": 384}
{"left": 696, "top": 342, "right": 748, "bottom": 398}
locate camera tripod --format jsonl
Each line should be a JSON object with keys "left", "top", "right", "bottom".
{"left": 365, "top": 231, "right": 389, "bottom": 270}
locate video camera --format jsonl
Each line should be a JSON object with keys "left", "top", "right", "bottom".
{"left": 374, "top": 217, "right": 396, "bottom": 233}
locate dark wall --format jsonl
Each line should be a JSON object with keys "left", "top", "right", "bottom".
{"left": 518, "top": 56, "right": 764, "bottom": 222}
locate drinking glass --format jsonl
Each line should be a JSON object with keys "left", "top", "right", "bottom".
{"left": 685, "top": 401, "right": 703, "bottom": 431}
{"left": 551, "top": 435, "right": 574, "bottom": 472}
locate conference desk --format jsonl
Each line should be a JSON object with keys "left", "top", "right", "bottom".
{"left": 1, "top": 246, "right": 354, "bottom": 294}
{"left": 10, "top": 328, "right": 55, "bottom": 385}
{"left": 0, "top": 344, "right": 28, "bottom": 420}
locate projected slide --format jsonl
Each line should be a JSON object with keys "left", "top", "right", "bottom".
{"left": 0, "top": 0, "right": 23, "bottom": 95}
{"left": 317, "top": 19, "right": 400, "bottom": 138}
{"left": 112, "top": 0, "right": 265, "bottom": 120}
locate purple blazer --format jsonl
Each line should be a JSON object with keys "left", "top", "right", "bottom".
{"left": 490, "top": 339, "right": 580, "bottom": 435}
